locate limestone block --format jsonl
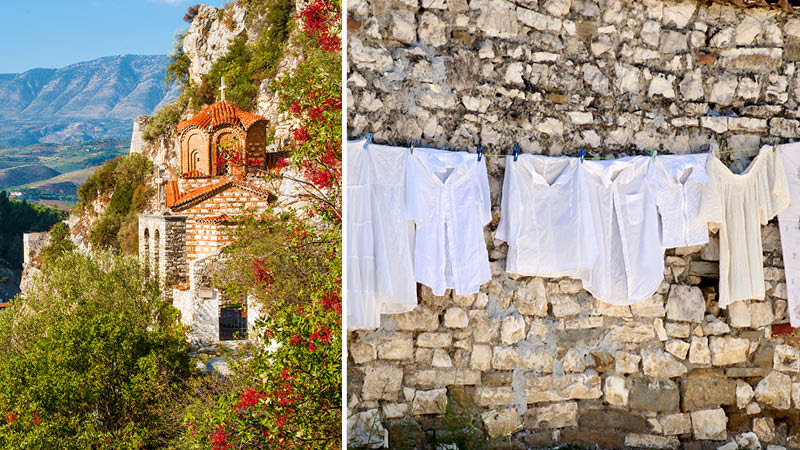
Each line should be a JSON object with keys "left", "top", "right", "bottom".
{"left": 629, "top": 377, "right": 680, "bottom": 412}
{"left": 727, "top": 301, "right": 751, "bottom": 328}
{"left": 382, "top": 402, "right": 409, "bottom": 419}
{"left": 625, "top": 434, "right": 680, "bottom": 449}
{"left": 418, "top": 12, "right": 446, "bottom": 47}
{"left": 681, "top": 375, "right": 735, "bottom": 411}
{"left": 605, "top": 375, "right": 629, "bottom": 406}
{"left": 631, "top": 294, "right": 666, "bottom": 317}
{"left": 417, "top": 332, "right": 452, "bottom": 348}
{"left": 514, "top": 278, "right": 548, "bottom": 316}
{"left": 362, "top": 365, "right": 404, "bottom": 400}
{"left": 709, "top": 336, "right": 749, "bottom": 366}
{"left": 690, "top": 336, "right": 711, "bottom": 365}
{"left": 476, "top": 1, "right": 519, "bottom": 39}
{"left": 666, "top": 285, "right": 705, "bottom": 322}
{"left": 482, "top": 408, "right": 520, "bottom": 438}
{"left": 690, "top": 408, "right": 727, "bottom": 440}
{"left": 520, "top": 346, "right": 555, "bottom": 372}
{"left": 347, "top": 409, "right": 386, "bottom": 449}
{"left": 432, "top": 349, "right": 452, "bottom": 368}
{"left": 753, "top": 417, "right": 776, "bottom": 443}
{"left": 543, "top": 0, "right": 571, "bottom": 17}
{"left": 471, "top": 344, "right": 492, "bottom": 370}
{"left": 501, "top": 315, "right": 526, "bottom": 344}
{"left": 526, "top": 374, "right": 602, "bottom": 403}
{"left": 611, "top": 322, "right": 656, "bottom": 343}
{"left": 736, "top": 431, "right": 761, "bottom": 449}
{"left": 492, "top": 346, "right": 519, "bottom": 370}
{"left": 562, "top": 348, "right": 586, "bottom": 373}
{"left": 377, "top": 333, "right": 414, "bottom": 360}
{"left": 444, "top": 307, "right": 469, "bottom": 328}
{"left": 666, "top": 322, "right": 691, "bottom": 338}
{"left": 773, "top": 344, "right": 800, "bottom": 372}
{"left": 475, "top": 386, "right": 514, "bottom": 407}
{"left": 615, "top": 351, "right": 641, "bottom": 374}
{"left": 666, "top": 339, "right": 690, "bottom": 360}
{"left": 736, "top": 380, "right": 754, "bottom": 409}
{"left": 642, "top": 349, "right": 687, "bottom": 378}
{"left": 394, "top": 306, "right": 440, "bottom": 331}
{"left": 412, "top": 388, "right": 448, "bottom": 415}
{"left": 659, "top": 413, "right": 691, "bottom": 435}
{"left": 351, "top": 340, "right": 377, "bottom": 364}
{"left": 525, "top": 401, "right": 578, "bottom": 429}
{"left": 406, "top": 368, "right": 481, "bottom": 388}
{"left": 662, "top": 0, "right": 696, "bottom": 28}
{"left": 754, "top": 370, "right": 792, "bottom": 409}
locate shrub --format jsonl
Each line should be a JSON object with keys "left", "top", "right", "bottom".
{"left": 142, "top": 96, "right": 189, "bottom": 144}
{"left": 184, "top": 4, "right": 201, "bottom": 23}
{"left": 0, "top": 252, "right": 193, "bottom": 448}
{"left": 39, "top": 222, "right": 75, "bottom": 268}
{"left": 0, "top": 191, "right": 64, "bottom": 271}
{"left": 166, "top": 29, "right": 191, "bottom": 86}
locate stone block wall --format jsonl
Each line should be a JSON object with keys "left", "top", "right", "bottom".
{"left": 138, "top": 214, "right": 187, "bottom": 292}
{"left": 347, "top": 0, "right": 800, "bottom": 447}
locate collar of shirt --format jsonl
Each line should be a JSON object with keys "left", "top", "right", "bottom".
{"left": 521, "top": 155, "right": 577, "bottom": 187}
{"left": 653, "top": 153, "right": 710, "bottom": 187}
{"left": 411, "top": 148, "right": 478, "bottom": 187}
{"left": 581, "top": 157, "right": 641, "bottom": 187}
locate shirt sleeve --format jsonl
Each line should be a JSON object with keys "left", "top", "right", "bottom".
{"left": 698, "top": 158, "right": 723, "bottom": 231}
{"left": 762, "top": 147, "right": 791, "bottom": 224}
{"left": 405, "top": 152, "right": 424, "bottom": 224}
{"left": 477, "top": 157, "right": 492, "bottom": 226}
{"left": 495, "top": 157, "right": 517, "bottom": 243}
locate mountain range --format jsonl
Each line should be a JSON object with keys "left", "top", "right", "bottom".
{"left": 0, "top": 54, "right": 179, "bottom": 146}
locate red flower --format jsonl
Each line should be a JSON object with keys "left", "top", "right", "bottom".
{"left": 289, "top": 101, "right": 303, "bottom": 115}
{"left": 289, "top": 334, "right": 301, "bottom": 345}
{"left": 318, "top": 31, "right": 341, "bottom": 52}
{"left": 31, "top": 411, "right": 41, "bottom": 426}
{"left": 252, "top": 258, "right": 275, "bottom": 286}
{"left": 6, "top": 412, "right": 16, "bottom": 423}
{"left": 235, "top": 387, "right": 267, "bottom": 409}
{"left": 275, "top": 157, "right": 289, "bottom": 169}
{"left": 293, "top": 127, "right": 312, "bottom": 143}
{"left": 210, "top": 425, "right": 231, "bottom": 450}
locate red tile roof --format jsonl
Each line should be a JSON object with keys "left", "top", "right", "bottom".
{"left": 168, "top": 178, "right": 274, "bottom": 211}
{"left": 177, "top": 100, "right": 267, "bottom": 133}
{"left": 182, "top": 170, "right": 212, "bottom": 179}
{"left": 165, "top": 180, "right": 180, "bottom": 208}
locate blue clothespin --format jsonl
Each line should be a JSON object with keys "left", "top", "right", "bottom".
{"left": 579, "top": 148, "right": 586, "bottom": 163}
{"left": 651, "top": 150, "right": 657, "bottom": 163}
{"left": 364, "top": 133, "right": 373, "bottom": 149}
{"left": 477, "top": 144, "right": 483, "bottom": 162}
{"left": 512, "top": 143, "right": 520, "bottom": 162}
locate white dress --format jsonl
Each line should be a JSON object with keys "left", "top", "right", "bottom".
{"left": 776, "top": 143, "right": 800, "bottom": 326}
{"left": 347, "top": 139, "right": 417, "bottom": 330}
{"left": 406, "top": 148, "right": 492, "bottom": 296}
{"left": 649, "top": 153, "right": 711, "bottom": 249}
{"left": 699, "top": 146, "right": 790, "bottom": 308}
{"left": 495, "top": 155, "right": 597, "bottom": 279}
{"left": 582, "top": 156, "right": 664, "bottom": 305}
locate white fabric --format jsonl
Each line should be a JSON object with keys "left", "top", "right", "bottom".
{"left": 406, "top": 147, "right": 492, "bottom": 296}
{"left": 777, "top": 143, "right": 800, "bottom": 327}
{"left": 347, "top": 140, "right": 417, "bottom": 330}
{"left": 581, "top": 156, "right": 664, "bottom": 305}
{"left": 495, "top": 155, "right": 597, "bottom": 279}
{"left": 649, "top": 153, "right": 711, "bottom": 248}
{"left": 699, "top": 146, "right": 790, "bottom": 309}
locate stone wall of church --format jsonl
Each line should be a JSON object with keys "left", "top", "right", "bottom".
{"left": 346, "top": 0, "right": 800, "bottom": 447}
{"left": 138, "top": 214, "right": 187, "bottom": 293}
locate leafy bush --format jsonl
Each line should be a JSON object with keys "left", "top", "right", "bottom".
{"left": 142, "top": 95, "right": 189, "bottom": 144}
{"left": 81, "top": 154, "right": 154, "bottom": 253}
{"left": 0, "top": 251, "right": 193, "bottom": 448}
{"left": 39, "top": 222, "right": 75, "bottom": 268}
{"left": 0, "top": 191, "right": 64, "bottom": 271}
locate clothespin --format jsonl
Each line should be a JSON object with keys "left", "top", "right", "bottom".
{"left": 512, "top": 143, "right": 520, "bottom": 162}
{"left": 651, "top": 150, "right": 657, "bottom": 163}
{"left": 410, "top": 142, "right": 414, "bottom": 154}
{"left": 477, "top": 144, "right": 483, "bottom": 162}
{"left": 364, "top": 133, "right": 373, "bottom": 149}
{"left": 579, "top": 148, "right": 586, "bottom": 163}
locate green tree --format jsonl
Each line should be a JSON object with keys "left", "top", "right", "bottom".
{"left": 0, "top": 252, "right": 192, "bottom": 449}
{"left": 39, "top": 222, "right": 75, "bottom": 268}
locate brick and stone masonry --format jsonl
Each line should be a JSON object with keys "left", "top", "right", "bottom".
{"left": 347, "top": 0, "right": 800, "bottom": 446}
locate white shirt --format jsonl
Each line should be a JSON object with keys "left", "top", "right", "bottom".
{"left": 406, "top": 148, "right": 492, "bottom": 296}
{"left": 582, "top": 156, "right": 664, "bottom": 305}
{"left": 649, "top": 153, "right": 711, "bottom": 248}
{"left": 700, "top": 146, "right": 789, "bottom": 308}
{"left": 347, "top": 140, "right": 417, "bottom": 330}
{"left": 776, "top": 143, "right": 800, "bottom": 327}
{"left": 495, "top": 155, "right": 597, "bottom": 279}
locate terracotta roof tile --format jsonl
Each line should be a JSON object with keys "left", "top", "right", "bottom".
{"left": 177, "top": 100, "right": 267, "bottom": 133}
{"left": 169, "top": 178, "right": 274, "bottom": 211}
{"left": 165, "top": 180, "right": 180, "bottom": 208}
{"left": 182, "top": 170, "right": 211, "bottom": 179}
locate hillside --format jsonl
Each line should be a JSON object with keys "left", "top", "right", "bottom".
{"left": 0, "top": 164, "right": 60, "bottom": 188}
{"left": 0, "top": 55, "right": 179, "bottom": 146}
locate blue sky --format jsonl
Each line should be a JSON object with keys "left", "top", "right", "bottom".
{"left": 0, "top": 0, "right": 228, "bottom": 73}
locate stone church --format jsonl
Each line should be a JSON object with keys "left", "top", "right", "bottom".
{"left": 138, "top": 90, "right": 284, "bottom": 345}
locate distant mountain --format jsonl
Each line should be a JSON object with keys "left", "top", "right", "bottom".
{"left": 0, "top": 164, "right": 60, "bottom": 188}
{"left": 0, "top": 55, "right": 180, "bottom": 145}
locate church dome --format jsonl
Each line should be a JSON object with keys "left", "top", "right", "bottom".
{"left": 177, "top": 100, "right": 267, "bottom": 134}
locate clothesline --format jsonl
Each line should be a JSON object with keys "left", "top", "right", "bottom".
{"left": 362, "top": 133, "right": 767, "bottom": 161}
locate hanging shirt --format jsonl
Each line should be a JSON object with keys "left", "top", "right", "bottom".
{"left": 495, "top": 155, "right": 597, "bottom": 279}
{"left": 776, "top": 143, "right": 800, "bottom": 326}
{"left": 699, "top": 146, "right": 789, "bottom": 309}
{"left": 347, "top": 139, "right": 417, "bottom": 330}
{"left": 649, "top": 153, "right": 711, "bottom": 248}
{"left": 581, "top": 156, "right": 664, "bottom": 305}
{"left": 406, "top": 148, "right": 492, "bottom": 296}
